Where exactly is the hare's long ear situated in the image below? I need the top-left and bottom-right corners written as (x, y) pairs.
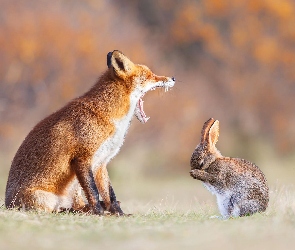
top-left (108, 50), bottom-right (135, 79)
top-left (201, 118), bottom-right (215, 143)
top-left (208, 120), bottom-right (219, 149)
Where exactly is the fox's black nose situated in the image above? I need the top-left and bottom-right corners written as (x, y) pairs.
top-left (172, 77), bottom-right (175, 81)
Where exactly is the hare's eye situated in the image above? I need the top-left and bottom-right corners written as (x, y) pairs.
top-left (199, 160), bottom-right (204, 168)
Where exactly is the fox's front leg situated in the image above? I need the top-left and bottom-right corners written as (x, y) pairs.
top-left (95, 165), bottom-right (124, 215)
top-left (71, 157), bottom-right (104, 215)
top-left (190, 169), bottom-right (217, 183)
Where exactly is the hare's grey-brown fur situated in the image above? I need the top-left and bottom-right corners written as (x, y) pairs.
top-left (190, 118), bottom-right (269, 218)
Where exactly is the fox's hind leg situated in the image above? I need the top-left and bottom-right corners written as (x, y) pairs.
top-left (19, 189), bottom-right (59, 212)
top-left (6, 187), bottom-right (76, 213)
top-left (69, 180), bottom-right (90, 213)
top-left (95, 164), bottom-right (123, 215)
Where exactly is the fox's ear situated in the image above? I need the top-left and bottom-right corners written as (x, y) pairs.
top-left (107, 52), bottom-right (113, 68)
top-left (201, 118), bottom-right (215, 144)
top-left (108, 50), bottom-right (135, 79)
top-left (208, 120), bottom-right (219, 148)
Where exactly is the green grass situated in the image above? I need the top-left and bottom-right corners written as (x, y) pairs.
top-left (0, 184), bottom-right (294, 250)
top-left (0, 145), bottom-right (295, 250)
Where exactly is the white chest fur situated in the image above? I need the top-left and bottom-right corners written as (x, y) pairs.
top-left (203, 183), bottom-right (233, 218)
top-left (91, 92), bottom-right (140, 173)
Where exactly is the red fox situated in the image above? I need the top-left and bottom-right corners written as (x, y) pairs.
top-left (5, 50), bottom-right (175, 215)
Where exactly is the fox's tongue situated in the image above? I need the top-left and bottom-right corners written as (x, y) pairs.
top-left (136, 97), bottom-right (150, 123)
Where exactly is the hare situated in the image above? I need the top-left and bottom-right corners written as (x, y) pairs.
top-left (190, 118), bottom-right (269, 218)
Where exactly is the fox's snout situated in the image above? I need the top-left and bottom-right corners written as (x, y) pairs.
top-left (161, 76), bottom-right (175, 89)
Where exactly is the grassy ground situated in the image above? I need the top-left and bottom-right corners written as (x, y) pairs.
top-left (0, 146), bottom-right (295, 250)
top-left (0, 179), bottom-right (294, 250)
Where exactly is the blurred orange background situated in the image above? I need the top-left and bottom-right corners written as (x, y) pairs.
top-left (0, 0), bottom-right (294, 193)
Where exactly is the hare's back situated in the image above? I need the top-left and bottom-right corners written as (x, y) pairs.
top-left (214, 157), bottom-right (267, 183)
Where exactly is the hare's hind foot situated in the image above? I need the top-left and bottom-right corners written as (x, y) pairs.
top-left (209, 215), bottom-right (226, 220)
top-left (237, 200), bottom-right (264, 217)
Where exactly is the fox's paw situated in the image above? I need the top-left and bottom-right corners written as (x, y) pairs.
top-left (90, 202), bottom-right (104, 215)
top-left (109, 201), bottom-right (125, 216)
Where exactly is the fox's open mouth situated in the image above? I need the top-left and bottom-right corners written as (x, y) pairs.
top-left (135, 98), bottom-right (149, 123)
top-left (135, 85), bottom-right (172, 123)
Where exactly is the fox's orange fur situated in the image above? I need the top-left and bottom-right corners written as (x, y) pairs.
top-left (5, 50), bottom-right (175, 215)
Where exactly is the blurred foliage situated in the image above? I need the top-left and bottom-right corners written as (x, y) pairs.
top-left (117, 0), bottom-right (295, 154)
top-left (0, 0), bottom-right (157, 150)
top-left (0, 0), bottom-right (294, 176)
